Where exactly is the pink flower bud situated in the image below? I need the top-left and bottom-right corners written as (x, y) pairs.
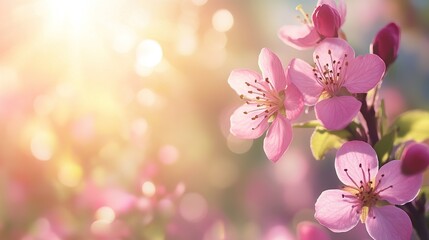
top-left (313, 4), bottom-right (341, 38)
top-left (370, 22), bottom-right (400, 69)
top-left (401, 142), bottom-right (429, 175)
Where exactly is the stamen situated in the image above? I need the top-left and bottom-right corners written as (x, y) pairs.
top-left (344, 169), bottom-right (360, 189)
top-left (295, 4), bottom-right (312, 25)
top-left (375, 185), bottom-right (393, 195)
top-left (359, 163), bottom-right (367, 185)
top-left (367, 168), bottom-right (371, 184)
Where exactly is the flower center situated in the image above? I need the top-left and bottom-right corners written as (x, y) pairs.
top-left (341, 163), bottom-right (393, 223)
top-left (313, 49), bottom-right (349, 97)
top-left (240, 77), bottom-right (285, 130)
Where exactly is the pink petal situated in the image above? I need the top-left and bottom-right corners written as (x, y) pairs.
top-left (366, 205), bottom-right (412, 240)
top-left (297, 221), bottom-right (330, 240)
top-left (337, 0), bottom-right (347, 25)
top-left (317, 0), bottom-right (346, 24)
top-left (313, 4), bottom-right (341, 38)
top-left (284, 82), bottom-right (304, 121)
top-left (263, 115), bottom-right (292, 162)
top-left (228, 69), bottom-right (262, 96)
top-left (230, 104), bottom-right (269, 139)
top-left (317, 0), bottom-right (337, 8)
top-left (288, 58), bottom-right (324, 105)
top-left (315, 96), bottom-right (361, 130)
top-left (335, 141), bottom-right (379, 187)
top-left (314, 189), bottom-right (360, 232)
top-left (258, 48), bottom-right (286, 91)
top-left (278, 24), bottom-right (321, 50)
top-left (375, 160), bottom-right (423, 205)
top-left (343, 54), bottom-right (385, 93)
top-left (313, 38), bottom-right (355, 70)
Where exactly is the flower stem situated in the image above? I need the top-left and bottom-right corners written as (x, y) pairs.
top-left (401, 194), bottom-right (429, 240)
top-left (358, 93), bottom-right (379, 146)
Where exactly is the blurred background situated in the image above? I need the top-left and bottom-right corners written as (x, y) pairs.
top-left (0, 0), bottom-right (428, 239)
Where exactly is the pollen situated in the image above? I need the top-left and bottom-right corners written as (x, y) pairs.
top-left (312, 49), bottom-right (349, 96)
top-left (295, 4), bottom-right (312, 25)
top-left (240, 78), bottom-right (286, 131)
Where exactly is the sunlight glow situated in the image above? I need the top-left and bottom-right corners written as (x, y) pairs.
top-left (212, 9), bottom-right (234, 32)
top-left (95, 207), bottom-right (116, 224)
top-left (58, 159), bottom-right (83, 187)
top-left (136, 40), bottom-right (163, 68)
top-left (142, 181), bottom-right (156, 197)
top-left (30, 129), bottom-right (56, 161)
top-left (46, 0), bottom-right (93, 31)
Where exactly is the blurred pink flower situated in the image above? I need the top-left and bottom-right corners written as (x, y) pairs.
top-left (297, 221), bottom-right (330, 240)
top-left (228, 48), bottom-right (303, 162)
top-left (263, 222), bottom-right (329, 240)
top-left (289, 38), bottom-right (385, 130)
top-left (401, 142), bottom-right (429, 175)
top-left (278, 0), bottom-right (346, 50)
top-left (76, 182), bottom-right (137, 214)
top-left (370, 22), bottom-right (400, 69)
top-left (315, 141), bottom-right (422, 240)
top-left (379, 86), bottom-right (407, 122)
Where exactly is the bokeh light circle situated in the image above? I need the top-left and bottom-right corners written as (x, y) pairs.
top-left (136, 39), bottom-right (163, 68)
top-left (212, 9), bottom-right (234, 32)
top-left (179, 192), bottom-right (208, 222)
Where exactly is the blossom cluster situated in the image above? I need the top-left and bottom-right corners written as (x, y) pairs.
top-left (228, 0), bottom-right (429, 239)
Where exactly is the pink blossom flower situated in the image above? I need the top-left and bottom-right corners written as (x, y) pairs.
top-left (401, 142), bottom-right (429, 175)
top-left (228, 48), bottom-right (304, 162)
top-left (370, 22), bottom-right (400, 69)
top-left (315, 141), bottom-right (423, 240)
top-left (278, 0), bottom-right (346, 50)
top-left (289, 38), bottom-right (385, 130)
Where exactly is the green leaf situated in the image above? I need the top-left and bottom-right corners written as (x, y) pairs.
top-left (292, 120), bottom-right (321, 128)
top-left (310, 127), bottom-right (352, 160)
top-left (374, 129), bottom-right (396, 163)
top-left (390, 110), bottom-right (429, 144)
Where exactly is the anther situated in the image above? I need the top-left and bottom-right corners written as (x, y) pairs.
top-left (316, 55), bottom-right (320, 59)
top-left (240, 94), bottom-right (244, 99)
top-left (328, 49), bottom-right (331, 54)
